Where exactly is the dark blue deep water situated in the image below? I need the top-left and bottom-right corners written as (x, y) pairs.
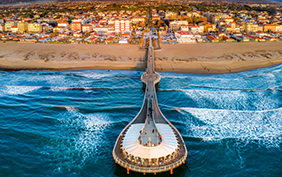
top-left (0, 66), bottom-right (281, 177)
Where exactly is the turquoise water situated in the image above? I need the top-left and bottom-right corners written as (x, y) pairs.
top-left (0, 66), bottom-right (281, 176)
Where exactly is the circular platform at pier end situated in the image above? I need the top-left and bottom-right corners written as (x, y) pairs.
top-left (141, 72), bottom-right (161, 84)
top-left (122, 123), bottom-right (178, 159)
top-left (113, 121), bottom-right (187, 174)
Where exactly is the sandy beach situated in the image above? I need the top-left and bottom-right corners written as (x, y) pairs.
top-left (0, 41), bottom-right (282, 74)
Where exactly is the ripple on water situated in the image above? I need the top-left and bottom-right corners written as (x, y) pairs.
top-left (0, 68), bottom-right (282, 176)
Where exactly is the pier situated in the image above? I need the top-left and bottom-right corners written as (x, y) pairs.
top-left (112, 36), bottom-right (187, 174)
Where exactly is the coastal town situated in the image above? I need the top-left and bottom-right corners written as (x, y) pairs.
top-left (0, 1), bottom-right (282, 44)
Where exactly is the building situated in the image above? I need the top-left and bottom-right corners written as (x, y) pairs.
top-left (222, 36), bottom-right (234, 42)
top-left (70, 22), bottom-right (82, 31)
top-left (28, 23), bottom-right (42, 33)
top-left (11, 26), bottom-right (18, 33)
top-left (152, 16), bottom-right (161, 21)
top-left (175, 31), bottom-right (195, 43)
top-left (170, 21), bottom-right (188, 31)
top-left (17, 20), bottom-right (28, 33)
top-left (263, 24), bottom-right (279, 32)
top-left (204, 13), bottom-right (230, 23)
top-left (42, 24), bottom-right (50, 32)
top-left (165, 12), bottom-right (177, 20)
top-left (114, 19), bottom-right (132, 32)
top-left (245, 34), bottom-right (259, 41)
top-left (244, 22), bottom-right (258, 33)
top-left (58, 22), bottom-right (69, 28)
top-left (180, 25), bottom-right (189, 31)
top-left (224, 18), bottom-right (234, 25)
top-left (0, 24), bottom-right (4, 32)
top-left (190, 25), bottom-right (204, 34)
top-left (132, 17), bottom-right (145, 24)
top-left (82, 24), bottom-right (93, 33)
top-left (206, 35), bottom-right (219, 42)
top-left (53, 26), bottom-right (65, 33)
top-left (4, 21), bottom-right (16, 32)
top-left (73, 32), bottom-right (82, 37)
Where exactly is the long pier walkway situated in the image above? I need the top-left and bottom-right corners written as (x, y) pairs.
top-left (112, 36), bottom-right (187, 175)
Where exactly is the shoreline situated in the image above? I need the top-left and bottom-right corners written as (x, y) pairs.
top-left (0, 42), bottom-right (282, 74)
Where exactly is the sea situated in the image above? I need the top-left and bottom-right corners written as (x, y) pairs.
top-left (0, 65), bottom-right (281, 177)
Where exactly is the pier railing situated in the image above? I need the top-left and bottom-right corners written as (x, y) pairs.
top-left (113, 149), bottom-right (187, 173)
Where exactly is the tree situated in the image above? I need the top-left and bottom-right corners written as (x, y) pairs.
top-left (165, 25), bottom-right (168, 34)
top-left (146, 37), bottom-right (150, 48)
top-left (158, 31), bottom-right (161, 45)
top-left (140, 31), bottom-right (145, 48)
top-left (232, 17), bottom-right (239, 21)
top-left (152, 37), bottom-right (156, 49)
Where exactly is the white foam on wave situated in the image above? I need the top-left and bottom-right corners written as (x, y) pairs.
top-left (46, 75), bottom-right (66, 85)
top-left (269, 68), bottom-right (282, 74)
top-left (50, 86), bottom-right (69, 91)
top-left (48, 77), bottom-right (92, 93)
top-left (180, 107), bottom-right (282, 147)
top-left (64, 106), bottom-right (111, 159)
top-left (46, 106), bottom-right (111, 172)
top-left (1, 86), bottom-right (41, 95)
top-left (78, 73), bottom-right (112, 80)
top-left (183, 89), bottom-right (279, 111)
top-left (161, 75), bottom-right (190, 79)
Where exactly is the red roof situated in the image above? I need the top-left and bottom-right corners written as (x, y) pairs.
top-left (39, 36), bottom-right (49, 40)
top-left (222, 36), bottom-right (233, 41)
top-left (55, 26), bottom-right (65, 29)
top-left (106, 37), bottom-right (114, 41)
top-left (88, 37), bottom-right (96, 41)
top-left (245, 34), bottom-right (258, 40)
top-left (206, 35), bottom-right (218, 41)
top-left (177, 31), bottom-right (191, 35)
top-left (264, 24), bottom-right (278, 26)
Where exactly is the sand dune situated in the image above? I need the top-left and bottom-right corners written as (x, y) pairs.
top-left (0, 41), bottom-right (282, 74)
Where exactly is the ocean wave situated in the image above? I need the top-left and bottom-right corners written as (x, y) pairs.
top-left (77, 73), bottom-right (113, 80)
top-left (0, 85), bottom-right (127, 94)
top-left (0, 86), bottom-right (42, 95)
top-left (179, 107), bottom-right (282, 147)
top-left (44, 106), bottom-right (112, 171)
top-left (161, 87), bottom-right (280, 93)
top-left (47, 85), bottom-right (133, 91)
top-left (180, 107), bottom-right (282, 114)
top-left (183, 89), bottom-right (279, 111)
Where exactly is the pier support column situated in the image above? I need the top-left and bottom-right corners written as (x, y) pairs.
top-left (143, 172), bottom-right (146, 175)
top-left (127, 167), bottom-right (129, 174)
top-left (154, 172), bottom-right (156, 175)
top-left (170, 168), bottom-right (173, 175)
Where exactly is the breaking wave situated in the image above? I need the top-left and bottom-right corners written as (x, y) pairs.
top-left (77, 73), bottom-right (113, 80)
top-left (45, 106), bottom-right (111, 172)
top-left (183, 89), bottom-right (280, 111)
top-left (0, 85), bottom-right (41, 95)
top-left (179, 107), bottom-right (282, 148)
